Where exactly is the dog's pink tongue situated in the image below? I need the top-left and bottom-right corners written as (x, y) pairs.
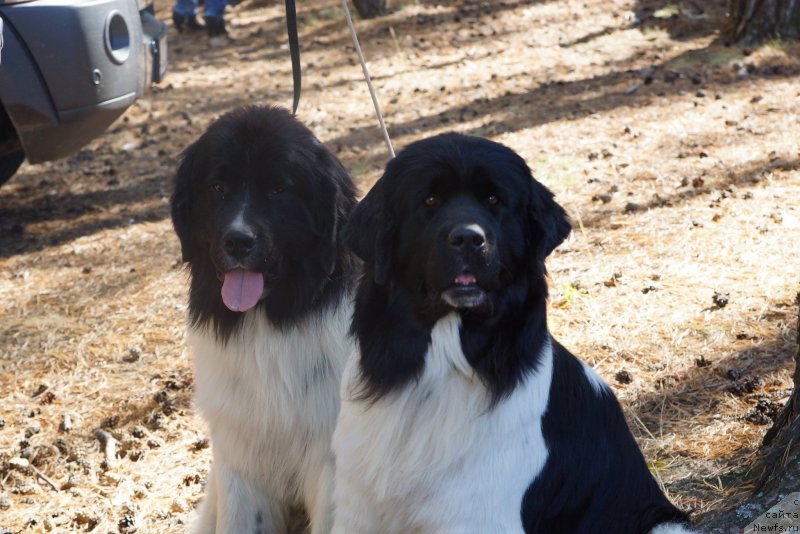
top-left (221, 269), bottom-right (264, 312)
top-left (455, 273), bottom-right (477, 285)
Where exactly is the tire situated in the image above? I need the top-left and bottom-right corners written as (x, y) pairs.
top-left (0, 102), bottom-right (25, 187)
top-left (0, 147), bottom-right (25, 187)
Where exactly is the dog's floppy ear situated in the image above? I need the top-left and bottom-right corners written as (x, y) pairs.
top-left (308, 145), bottom-right (357, 276)
top-left (528, 177), bottom-right (571, 259)
top-left (170, 143), bottom-right (199, 262)
top-left (344, 177), bottom-right (395, 285)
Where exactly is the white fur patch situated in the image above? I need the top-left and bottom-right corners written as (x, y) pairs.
top-left (332, 313), bottom-right (553, 533)
top-left (650, 522), bottom-right (697, 534)
top-left (229, 204), bottom-right (250, 232)
top-left (188, 300), bottom-right (353, 533)
top-left (581, 359), bottom-right (610, 395)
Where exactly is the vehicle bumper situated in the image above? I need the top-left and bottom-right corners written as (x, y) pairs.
top-left (17, 92), bottom-right (137, 162)
top-left (0, 0), bottom-right (167, 163)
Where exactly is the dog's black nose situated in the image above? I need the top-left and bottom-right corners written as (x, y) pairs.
top-left (224, 229), bottom-right (256, 259)
top-left (448, 224), bottom-right (486, 251)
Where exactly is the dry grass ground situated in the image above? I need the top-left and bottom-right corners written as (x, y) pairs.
top-left (1, 0), bottom-right (799, 531)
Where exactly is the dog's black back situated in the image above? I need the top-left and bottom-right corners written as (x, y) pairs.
top-left (523, 341), bottom-right (688, 531)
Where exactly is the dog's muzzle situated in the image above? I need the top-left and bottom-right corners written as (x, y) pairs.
top-left (439, 223), bottom-right (491, 310)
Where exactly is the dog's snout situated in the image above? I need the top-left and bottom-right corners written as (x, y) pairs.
top-left (224, 229), bottom-right (256, 260)
top-left (448, 224), bottom-right (486, 252)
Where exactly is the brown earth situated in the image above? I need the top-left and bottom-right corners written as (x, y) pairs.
top-left (1, 0), bottom-right (799, 531)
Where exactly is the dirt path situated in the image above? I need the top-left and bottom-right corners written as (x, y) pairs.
top-left (1, 0), bottom-right (799, 531)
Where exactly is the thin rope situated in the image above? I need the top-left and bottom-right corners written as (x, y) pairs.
top-left (342, 0), bottom-right (396, 159)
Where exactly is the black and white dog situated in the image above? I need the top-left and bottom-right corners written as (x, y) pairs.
top-left (170, 106), bottom-right (357, 533)
top-left (331, 133), bottom-right (694, 533)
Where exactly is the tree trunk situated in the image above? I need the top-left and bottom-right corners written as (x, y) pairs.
top-left (756, 293), bottom-right (800, 487)
top-left (701, 294), bottom-right (800, 532)
top-left (351, 0), bottom-right (388, 19)
top-left (728, 0), bottom-right (800, 44)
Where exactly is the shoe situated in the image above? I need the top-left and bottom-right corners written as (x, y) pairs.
top-left (172, 11), bottom-right (205, 32)
top-left (206, 16), bottom-right (232, 46)
top-left (205, 16), bottom-right (227, 37)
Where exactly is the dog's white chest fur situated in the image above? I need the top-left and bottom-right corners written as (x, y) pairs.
top-left (188, 302), bottom-right (353, 532)
top-left (332, 313), bottom-right (553, 533)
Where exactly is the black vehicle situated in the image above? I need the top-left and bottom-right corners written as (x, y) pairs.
top-left (0, 0), bottom-right (167, 186)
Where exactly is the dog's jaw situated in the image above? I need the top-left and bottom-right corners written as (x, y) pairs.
top-left (441, 285), bottom-right (488, 310)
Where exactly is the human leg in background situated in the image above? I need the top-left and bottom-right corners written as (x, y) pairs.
top-left (205, 0), bottom-right (230, 45)
top-left (173, 0), bottom-right (205, 32)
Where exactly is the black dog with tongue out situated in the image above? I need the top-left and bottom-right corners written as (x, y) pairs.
top-left (170, 105), bottom-right (358, 534)
top-left (171, 106), bottom-right (357, 337)
top-left (330, 133), bottom-right (693, 534)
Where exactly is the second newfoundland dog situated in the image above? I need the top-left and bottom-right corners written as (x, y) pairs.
top-left (171, 106), bottom-right (357, 533)
top-left (331, 133), bottom-right (694, 534)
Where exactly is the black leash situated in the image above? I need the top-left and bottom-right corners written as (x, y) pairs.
top-left (284, 0), bottom-right (301, 115)
top-left (281, 0), bottom-right (393, 158)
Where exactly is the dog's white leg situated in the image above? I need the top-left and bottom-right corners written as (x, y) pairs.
top-left (213, 462), bottom-right (286, 534)
top-left (330, 510), bottom-right (380, 534)
top-left (190, 466), bottom-right (218, 534)
top-left (650, 523), bottom-right (697, 534)
top-left (330, 480), bottom-right (381, 534)
top-left (304, 456), bottom-right (333, 534)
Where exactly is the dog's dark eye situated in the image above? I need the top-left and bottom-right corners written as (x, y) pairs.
top-left (210, 183), bottom-right (225, 195)
top-left (271, 186), bottom-right (286, 196)
top-left (487, 194), bottom-right (500, 206)
top-left (424, 196), bottom-right (439, 207)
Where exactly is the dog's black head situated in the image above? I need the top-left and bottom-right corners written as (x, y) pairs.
top-left (347, 132), bottom-right (570, 321)
top-left (346, 133), bottom-right (570, 401)
top-left (171, 106), bottom-right (357, 337)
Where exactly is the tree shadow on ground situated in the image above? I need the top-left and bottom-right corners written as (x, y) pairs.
top-left (632, 0), bottom-right (723, 40)
top-left (557, 0), bottom-right (720, 48)
top-left (3, 36), bottom-right (791, 259)
top-left (580, 155), bottom-right (800, 229)
top-left (0, 0), bottom-right (786, 260)
top-left (298, 0), bottom-right (556, 52)
top-left (226, 0), bottom-right (721, 69)
top-left (0, 163), bottom-right (170, 259)
top-left (319, 39), bottom-right (796, 174)
top-left (619, 298), bottom-right (798, 527)
top-left (206, 0), bottom-right (554, 72)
